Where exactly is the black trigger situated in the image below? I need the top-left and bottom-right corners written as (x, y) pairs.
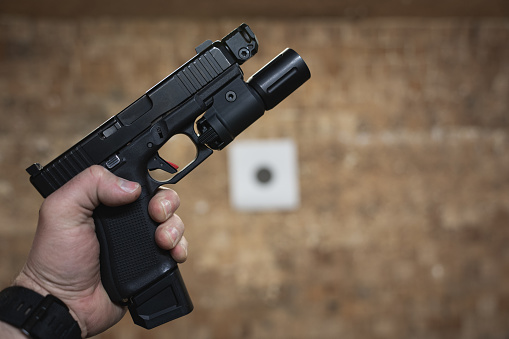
top-left (148, 153), bottom-right (179, 174)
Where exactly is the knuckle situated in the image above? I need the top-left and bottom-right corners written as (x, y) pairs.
top-left (87, 165), bottom-right (107, 181)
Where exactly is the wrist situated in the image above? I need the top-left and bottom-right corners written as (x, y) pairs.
top-left (0, 285), bottom-right (82, 339)
top-left (7, 270), bottom-right (85, 338)
top-left (13, 269), bottom-right (50, 299)
top-left (0, 320), bottom-right (27, 338)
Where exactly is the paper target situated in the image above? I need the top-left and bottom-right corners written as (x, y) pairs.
top-left (227, 139), bottom-right (300, 211)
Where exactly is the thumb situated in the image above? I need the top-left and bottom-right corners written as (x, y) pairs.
top-left (44, 165), bottom-right (141, 216)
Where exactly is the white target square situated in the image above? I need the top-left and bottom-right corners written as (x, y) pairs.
top-left (228, 139), bottom-right (300, 211)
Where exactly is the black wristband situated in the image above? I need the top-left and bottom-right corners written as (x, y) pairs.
top-left (0, 286), bottom-right (81, 339)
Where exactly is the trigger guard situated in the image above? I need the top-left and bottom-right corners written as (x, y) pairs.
top-left (148, 125), bottom-right (214, 186)
top-left (166, 144), bottom-right (213, 185)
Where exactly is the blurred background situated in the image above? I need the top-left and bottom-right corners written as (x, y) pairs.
top-left (1, 0), bottom-right (509, 338)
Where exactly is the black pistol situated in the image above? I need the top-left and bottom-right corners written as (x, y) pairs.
top-left (26, 24), bottom-right (310, 329)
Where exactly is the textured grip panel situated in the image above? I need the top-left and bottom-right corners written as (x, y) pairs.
top-left (94, 195), bottom-right (176, 302)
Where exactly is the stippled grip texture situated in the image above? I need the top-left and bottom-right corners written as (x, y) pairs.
top-left (93, 193), bottom-right (177, 303)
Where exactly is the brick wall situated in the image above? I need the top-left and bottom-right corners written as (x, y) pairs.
top-left (1, 17), bottom-right (508, 339)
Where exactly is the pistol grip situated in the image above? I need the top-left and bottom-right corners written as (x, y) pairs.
top-left (93, 194), bottom-right (193, 328)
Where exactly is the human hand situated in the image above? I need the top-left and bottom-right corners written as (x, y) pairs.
top-left (10, 165), bottom-right (188, 337)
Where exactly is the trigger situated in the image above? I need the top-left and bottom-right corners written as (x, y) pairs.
top-left (148, 153), bottom-right (179, 174)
